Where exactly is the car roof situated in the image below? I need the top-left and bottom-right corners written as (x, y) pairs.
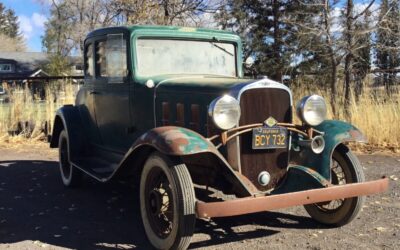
top-left (86, 25), bottom-right (238, 40)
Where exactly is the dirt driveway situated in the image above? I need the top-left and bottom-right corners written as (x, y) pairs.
top-left (0, 143), bottom-right (399, 250)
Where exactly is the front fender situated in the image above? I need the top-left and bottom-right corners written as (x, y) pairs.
top-left (132, 126), bottom-right (214, 156)
top-left (49, 105), bottom-right (86, 161)
top-left (114, 126), bottom-right (253, 197)
top-left (291, 120), bottom-right (367, 180)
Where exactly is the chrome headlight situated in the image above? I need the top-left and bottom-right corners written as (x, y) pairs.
top-left (296, 95), bottom-right (327, 126)
top-left (208, 95), bottom-right (241, 130)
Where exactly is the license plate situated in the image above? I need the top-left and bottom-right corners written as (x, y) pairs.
top-left (252, 127), bottom-right (288, 149)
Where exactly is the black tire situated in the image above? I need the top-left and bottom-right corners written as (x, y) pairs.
top-left (140, 152), bottom-right (196, 250)
top-left (304, 145), bottom-right (365, 226)
top-left (58, 130), bottom-right (82, 187)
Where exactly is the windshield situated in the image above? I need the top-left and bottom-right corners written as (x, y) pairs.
top-left (136, 38), bottom-right (236, 77)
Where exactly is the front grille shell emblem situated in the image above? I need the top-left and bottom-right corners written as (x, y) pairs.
top-left (264, 116), bottom-right (278, 127)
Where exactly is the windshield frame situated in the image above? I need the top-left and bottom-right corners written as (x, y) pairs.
top-left (132, 34), bottom-right (241, 81)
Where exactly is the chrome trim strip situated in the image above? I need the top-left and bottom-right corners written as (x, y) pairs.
top-left (237, 78), bottom-right (293, 105)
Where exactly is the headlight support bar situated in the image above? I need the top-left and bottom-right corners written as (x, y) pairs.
top-left (208, 122), bottom-right (319, 149)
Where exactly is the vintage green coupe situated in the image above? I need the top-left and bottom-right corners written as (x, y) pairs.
top-left (49, 25), bottom-right (388, 250)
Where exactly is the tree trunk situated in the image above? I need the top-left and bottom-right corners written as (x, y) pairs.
top-left (344, 0), bottom-right (354, 119)
top-left (272, 0), bottom-right (282, 81)
top-left (330, 61), bottom-right (337, 117)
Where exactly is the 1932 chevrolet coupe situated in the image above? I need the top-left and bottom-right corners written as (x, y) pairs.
top-left (49, 26), bottom-right (388, 249)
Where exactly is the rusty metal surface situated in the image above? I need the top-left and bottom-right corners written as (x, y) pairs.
top-left (120, 126), bottom-right (254, 196)
top-left (196, 177), bottom-right (389, 218)
top-left (132, 126), bottom-right (213, 155)
top-left (292, 120), bottom-right (369, 180)
top-left (238, 88), bottom-right (292, 191)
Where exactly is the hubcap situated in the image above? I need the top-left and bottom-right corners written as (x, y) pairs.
top-left (316, 158), bottom-right (347, 211)
top-left (145, 167), bottom-right (174, 239)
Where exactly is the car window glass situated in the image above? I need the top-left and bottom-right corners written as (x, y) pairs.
top-left (136, 39), bottom-right (236, 77)
top-left (85, 43), bottom-right (94, 77)
top-left (106, 34), bottom-right (127, 83)
top-left (96, 41), bottom-right (107, 77)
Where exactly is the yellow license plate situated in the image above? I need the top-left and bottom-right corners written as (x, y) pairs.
top-left (252, 127), bottom-right (288, 149)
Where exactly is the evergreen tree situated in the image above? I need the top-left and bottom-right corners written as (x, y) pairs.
top-left (0, 3), bottom-right (21, 38)
top-left (376, 0), bottom-right (400, 91)
top-left (353, 9), bottom-right (372, 101)
top-left (0, 3), bottom-right (25, 51)
top-left (217, 0), bottom-right (301, 81)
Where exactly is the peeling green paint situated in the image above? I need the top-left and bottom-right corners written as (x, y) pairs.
top-left (134, 126), bottom-right (213, 155)
top-left (271, 165), bottom-right (328, 195)
top-left (291, 120), bottom-right (366, 180)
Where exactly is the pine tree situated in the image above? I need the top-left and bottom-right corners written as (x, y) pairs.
top-left (0, 3), bottom-right (25, 51)
top-left (0, 3), bottom-right (21, 38)
top-left (217, 0), bottom-right (301, 81)
top-left (376, 0), bottom-right (400, 92)
top-left (353, 9), bottom-right (372, 101)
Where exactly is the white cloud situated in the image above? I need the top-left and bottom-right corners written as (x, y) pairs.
top-left (18, 12), bottom-right (47, 40)
top-left (18, 15), bottom-right (33, 39)
top-left (32, 13), bottom-right (47, 28)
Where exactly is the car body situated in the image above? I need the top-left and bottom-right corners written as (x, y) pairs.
top-left (50, 25), bottom-right (388, 250)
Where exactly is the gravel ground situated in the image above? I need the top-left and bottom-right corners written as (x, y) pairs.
top-left (0, 143), bottom-right (399, 250)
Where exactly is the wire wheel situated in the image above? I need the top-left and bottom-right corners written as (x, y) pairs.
top-left (304, 145), bottom-right (365, 226)
top-left (144, 166), bottom-right (175, 239)
top-left (140, 152), bottom-right (195, 250)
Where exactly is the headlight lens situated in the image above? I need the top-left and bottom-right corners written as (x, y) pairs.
top-left (296, 95), bottom-right (327, 126)
top-left (208, 95), bottom-right (241, 130)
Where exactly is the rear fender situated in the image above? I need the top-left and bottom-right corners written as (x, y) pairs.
top-left (49, 105), bottom-right (86, 161)
top-left (291, 120), bottom-right (367, 180)
top-left (114, 126), bottom-right (253, 197)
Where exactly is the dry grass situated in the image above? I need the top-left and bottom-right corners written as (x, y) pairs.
top-left (291, 79), bottom-right (400, 152)
top-left (0, 79), bottom-right (399, 152)
top-left (0, 80), bottom-right (77, 145)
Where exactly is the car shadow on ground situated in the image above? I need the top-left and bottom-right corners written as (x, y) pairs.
top-left (0, 160), bottom-right (325, 249)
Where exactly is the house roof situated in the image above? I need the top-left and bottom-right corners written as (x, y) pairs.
top-left (0, 52), bottom-right (82, 66)
top-left (0, 52), bottom-right (82, 78)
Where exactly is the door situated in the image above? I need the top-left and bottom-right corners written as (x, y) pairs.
top-left (92, 33), bottom-right (132, 153)
top-left (77, 41), bottom-right (102, 145)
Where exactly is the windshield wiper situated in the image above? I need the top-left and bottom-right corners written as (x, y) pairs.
top-left (209, 42), bottom-right (234, 56)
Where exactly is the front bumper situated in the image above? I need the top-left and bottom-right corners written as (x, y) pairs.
top-left (196, 177), bottom-right (388, 218)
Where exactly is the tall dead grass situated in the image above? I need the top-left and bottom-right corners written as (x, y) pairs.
top-left (0, 79), bottom-right (398, 152)
top-left (291, 79), bottom-right (400, 152)
top-left (0, 80), bottom-right (77, 144)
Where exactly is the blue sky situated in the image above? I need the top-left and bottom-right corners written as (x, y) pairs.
top-left (1, 0), bottom-right (380, 52)
top-left (2, 0), bottom-right (49, 52)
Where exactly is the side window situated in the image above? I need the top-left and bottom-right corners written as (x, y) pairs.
top-left (106, 34), bottom-right (127, 82)
top-left (96, 40), bottom-right (107, 77)
top-left (85, 43), bottom-right (94, 77)
top-left (94, 34), bottom-right (127, 83)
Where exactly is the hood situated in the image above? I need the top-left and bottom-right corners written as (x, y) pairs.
top-left (153, 75), bottom-right (291, 101)
top-left (154, 75), bottom-right (253, 97)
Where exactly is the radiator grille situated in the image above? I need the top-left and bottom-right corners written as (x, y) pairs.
top-left (238, 88), bottom-right (292, 190)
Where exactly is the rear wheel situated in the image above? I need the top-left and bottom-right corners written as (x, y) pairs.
top-left (140, 152), bottom-right (196, 250)
top-left (58, 130), bottom-right (82, 187)
top-left (304, 145), bottom-right (365, 226)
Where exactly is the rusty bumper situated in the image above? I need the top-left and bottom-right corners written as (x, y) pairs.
top-left (196, 177), bottom-right (389, 218)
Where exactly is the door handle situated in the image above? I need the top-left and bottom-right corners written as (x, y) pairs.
top-left (89, 91), bottom-right (100, 95)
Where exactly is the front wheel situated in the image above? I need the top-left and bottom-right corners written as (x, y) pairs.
top-left (140, 152), bottom-right (196, 250)
top-left (304, 145), bottom-right (365, 226)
